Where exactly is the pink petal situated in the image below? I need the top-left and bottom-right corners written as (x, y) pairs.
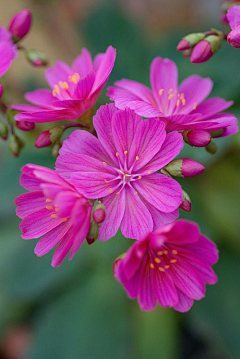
top-left (98, 190), bottom-right (126, 241)
top-left (114, 79), bottom-right (155, 103)
top-left (150, 57), bottom-right (178, 112)
top-left (15, 109), bottom-right (79, 123)
top-left (15, 191), bottom-right (46, 219)
top-left (120, 186), bottom-right (153, 239)
top-left (53, 190), bottom-right (79, 218)
top-left (20, 208), bottom-right (62, 239)
top-left (51, 227), bottom-right (75, 267)
top-left (152, 268), bottom-right (179, 307)
top-left (186, 235), bottom-right (219, 266)
top-left (184, 113), bottom-right (237, 131)
top-left (139, 131), bottom-right (183, 174)
top-left (227, 5), bottom-right (240, 29)
top-left (143, 200), bottom-right (179, 229)
top-left (116, 259), bottom-right (141, 299)
top-left (220, 121), bottom-right (239, 137)
top-left (173, 290), bottom-right (194, 312)
top-left (138, 256), bottom-right (157, 311)
top-left (190, 97), bottom-right (233, 120)
top-left (121, 240), bottom-right (149, 280)
top-left (20, 174), bottom-right (42, 191)
top-left (163, 220), bottom-right (200, 244)
top-left (0, 41), bottom-right (14, 77)
top-left (34, 221), bottom-right (72, 256)
top-left (177, 75), bottom-right (213, 114)
top-left (45, 60), bottom-right (72, 88)
top-left (24, 89), bottom-right (55, 108)
top-left (133, 173), bottom-right (182, 213)
top-left (163, 113), bottom-right (202, 132)
top-left (12, 104), bottom-right (44, 112)
top-left (71, 48), bottom-right (93, 78)
top-left (73, 71), bottom-right (95, 99)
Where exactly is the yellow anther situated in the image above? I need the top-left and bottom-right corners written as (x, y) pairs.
top-left (181, 98), bottom-right (186, 106)
top-left (159, 89), bottom-right (164, 96)
top-left (59, 81), bottom-right (64, 88)
top-left (193, 102), bottom-right (197, 110)
top-left (68, 75), bottom-right (72, 81)
top-left (154, 257), bottom-right (161, 264)
top-left (46, 205), bottom-right (54, 210)
top-left (104, 180), bottom-right (108, 183)
top-left (163, 250), bottom-right (168, 255)
top-left (134, 191), bottom-right (138, 195)
top-left (170, 259), bottom-right (177, 263)
top-left (61, 218), bottom-right (68, 222)
top-left (46, 198), bottom-right (53, 203)
top-left (150, 263), bottom-right (155, 269)
top-left (157, 251), bottom-right (163, 256)
top-left (109, 188), bottom-right (113, 193)
top-left (159, 267), bottom-right (165, 272)
top-left (138, 176), bottom-right (142, 180)
top-left (172, 249), bottom-right (178, 255)
top-left (173, 90), bottom-right (178, 95)
top-left (147, 170), bottom-right (151, 174)
top-left (52, 90), bottom-right (56, 97)
top-left (51, 214), bottom-right (58, 219)
top-left (54, 85), bottom-right (60, 95)
top-left (124, 150), bottom-right (128, 155)
top-left (168, 88), bottom-right (173, 94)
top-left (164, 265), bottom-right (170, 269)
top-left (136, 155), bottom-right (139, 160)
top-left (168, 94), bottom-right (174, 100)
top-left (176, 99), bottom-right (180, 107)
top-left (63, 82), bottom-right (69, 89)
top-left (116, 152), bottom-right (119, 157)
top-left (102, 162), bottom-right (107, 166)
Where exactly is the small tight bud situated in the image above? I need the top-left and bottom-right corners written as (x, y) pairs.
top-left (206, 141), bottom-right (218, 154)
top-left (0, 121), bottom-right (8, 140)
top-left (35, 126), bottom-right (63, 148)
top-left (113, 253), bottom-right (126, 275)
top-left (92, 202), bottom-right (106, 224)
top-left (177, 33), bottom-right (205, 51)
top-left (8, 9), bottom-right (32, 40)
top-left (180, 190), bottom-right (192, 212)
top-left (227, 25), bottom-right (240, 48)
top-left (165, 159), bottom-right (205, 178)
top-left (190, 35), bottom-right (222, 63)
top-left (9, 134), bottom-right (24, 157)
top-left (52, 142), bottom-right (62, 158)
top-left (86, 221), bottom-right (99, 245)
top-left (183, 129), bottom-right (211, 147)
top-left (25, 49), bottom-right (48, 67)
top-left (0, 83), bottom-right (4, 98)
top-left (16, 121), bottom-right (35, 131)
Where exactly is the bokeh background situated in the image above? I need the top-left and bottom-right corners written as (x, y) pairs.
top-left (0, 0), bottom-right (240, 358)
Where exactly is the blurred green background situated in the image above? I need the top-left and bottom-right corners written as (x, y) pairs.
top-left (0, 0), bottom-right (240, 358)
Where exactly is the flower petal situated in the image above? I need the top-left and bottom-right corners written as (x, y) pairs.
top-left (45, 60), bottom-right (72, 88)
top-left (190, 97), bottom-right (233, 120)
top-left (51, 227), bottom-right (75, 267)
top-left (24, 89), bottom-right (55, 108)
top-left (138, 256), bottom-right (157, 311)
top-left (71, 48), bottom-right (93, 78)
top-left (152, 268), bottom-right (179, 307)
top-left (0, 41), bottom-right (14, 77)
top-left (15, 191), bottom-right (46, 219)
top-left (186, 235), bottom-right (219, 266)
top-left (173, 290), bottom-right (194, 312)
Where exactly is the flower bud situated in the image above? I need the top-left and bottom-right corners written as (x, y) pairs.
top-left (190, 35), bottom-right (222, 63)
top-left (180, 190), bottom-right (192, 212)
top-left (86, 221), bottom-right (99, 245)
top-left (35, 126), bottom-right (64, 148)
top-left (182, 49), bottom-right (193, 58)
top-left (8, 134), bottom-right (24, 157)
top-left (16, 121), bottom-right (35, 131)
top-left (227, 25), bottom-right (240, 48)
top-left (25, 49), bottom-right (48, 67)
top-left (92, 202), bottom-right (106, 224)
top-left (206, 141), bottom-right (218, 154)
top-left (0, 83), bottom-right (4, 98)
top-left (0, 121), bottom-right (8, 140)
top-left (52, 142), bottom-right (62, 158)
top-left (165, 159), bottom-right (205, 178)
top-left (8, 9), bottom-right (32, 40)
top-left (183, 129), bottom-right (211, 147)
top-left (177, 33), bottom-right (205, 51)
top-left (113, 253), bottom-right (126, 275)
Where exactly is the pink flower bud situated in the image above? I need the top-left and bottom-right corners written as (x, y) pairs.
top-left (180, 190), bottom-right (191, 212)
top-left (16, 121), bottom-right (35, 131)
top-left (177, 39), bottom-right (190, 51)
top-left (206, 141), bottom-right (218, 154)
top-left (190, 40), bottom-right (213, 63)
top-left (177, 33), bottom-right (205, 51)
top-left (0, 83), bottom-right (4, 98)
top-left (35, 126), bottom-right (63, 148)
top-left (92, 203), bottom-right (106, 224)
top-left (165, 159), bottom-right (205, 178)
top-left (183, 129), bottom-right (211, 147)
top-left (8, 9), bottom-right (32, 40)
top-left (86, 221), bottom-right (99, 244)
top-left (227, 26), bottom-right (240, 48)
top-left (25, 49), bottom-right (48, 67)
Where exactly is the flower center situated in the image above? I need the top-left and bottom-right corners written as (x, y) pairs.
top-left (158, 88), bottom-right (197, 113)
top-left (149, 246), bottom-right (179, 272)
top-left (52, 72), bottom-right (80, 99)
top-left (45, 198), bottom-right (68, 222)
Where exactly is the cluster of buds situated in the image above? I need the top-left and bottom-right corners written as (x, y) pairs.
top-left (86, 202), bottom-right (106, 245)
top-left (177, 30), bottom-right (226, 63)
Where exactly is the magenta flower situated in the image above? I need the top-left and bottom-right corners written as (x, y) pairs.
top-left (12, 46), bottom-right (116, 124)
top-left (227, 6), bottom-right (240, 48)
top-left (114, 220), bottom-right (219, 312)
top-left (56, 104), bottom-right (183, 241)
top-left (15, 164), bottom-right (92, 266)
top-left (0, 26), bottom-right (17, 77)
top-left (108, 57), bottom-right (238, 138)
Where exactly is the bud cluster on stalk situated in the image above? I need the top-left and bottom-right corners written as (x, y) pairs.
top-left (86, 202), bottom-right (106, 245)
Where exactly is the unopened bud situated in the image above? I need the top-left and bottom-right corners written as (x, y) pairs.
top-left (25, 49), bottom-right (48, 67)
top-left (180, 190), bottom-right (192, 212)
top-left (227, 25), bottom-right (240, 48)
top-left (8, 134), bottom-right (24, 157)
top-left (0, 121), bottom-right (8, 140)
top-left (177, 33), bottom-right (205, 51)
top-left (210, 129), bottom-right (224, 138)
top-left (51, 141), bottom-right (62, 158)
top-left (8, 9), bottom-right (32, 41)
top-left (206, 141), bottom-right (218, 154)
top-left (16, 121), bottom-right (35, 131)
top-left (113, 253), bottom-right (126, 275)
top-left (0, 83), bottom-right (4, 98)
top-left (86, 221), bottom-right (99, 245)
top-left (183, 129), bottom-right (211, 147)
top-left (183, 49), bottom-right (193, 58)
top-left (190, 35), bottom-right (222, 63)
top-left (35, 126), bottom-right (63, 148)
top-left (165, 159), bottom-right (205, 178)
top-left (92, 202), bottom-right (106, 224)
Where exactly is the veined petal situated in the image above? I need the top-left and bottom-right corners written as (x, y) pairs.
top-left (72, 48), bottom-right (93, 78)
top-left (186, 235), bottom-right (219, 265)
top-left (173, 290), bottom-right (194, 312)
top-left (15, 191), bottom-right (46, 219)
top-left (24, 89), bottom-right (55, 108)
top-left (138, 256), bottom-right (157, 311)
top-left (45, 60), bottom-right (72, 88)
top-left (161, 220), bottom-right (200, 244)
top-left (143, 199), bottom-right (179, 229)
top-left (190, 97), bottom-right (233, 120)
top-left (15, 109), bottom-right (79, 123)
top-left (73, 71), bottom-right (95, 99)
top-left (0, 41), bottom-right (14, 77)
top-left (51, 227), bottom-right (75, 267)
top-left (114, 79), bottom-right (156, 103)
top-left (152, 268), bottom-right (179, 307)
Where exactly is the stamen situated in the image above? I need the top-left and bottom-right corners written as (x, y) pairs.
top-left (176, 99), bottom-right (180, 107)
top-left (102, 162), bottom-right (107, 166)
top-left (168, 88), bottom-right (173, 94)
top-left (181, 98), bottom-right (186, 106)
top-left (164, 265), bottom-right (170, 269)
top-left (63, 82), bottom-right (69, 90)
top-left (116, 152), bottom-right (119, 157)
top-left (134, 191), bottom-right (138, 195)
top-left (46, 198), bottom-right (53, 203)
top-left (157, 251), bottom-right (163, 256)
top-left (147, 170), bottom-right (151, 174)
top-left (170, 259), bottom-right (177, 263)
top-left (193, 102), bottom-right (197, 110)
top-left (159, 267), bottom-right (165, 272)
top-left (138, 176), bottom-right (142, 180)
top-left (168, 94), bottom-right (174, 100)
top-left (150, 263), bottom-right (155, 269)
top-left (46, 205), bottom-right (54, 210)
top-left (163, 250), bottom-right (168, 255)
top-left (109, 188), bottom-right (113, 193)
top-left (69, 73), bottom-right (80, 84)
top-left (124, 150), bottom-right (128, 155)
top-left (154, 257), bottom-right (161, 264)
top-left (54, 85), bottom-right (60, 95)
top-left (61, 218), bottom-right (68, 222)
top-left (159, 89), bottom-right (164, 96)
top-left (136, 155), bottom-right (139, 160)
top-left (51, 214), bottom-right (58, 219)
top-left (104, 180), bottom-right (108, 183)
top-left (172, 249), bottom-right (178, 255)
top-left (52, 90), bottom-right (56, 97)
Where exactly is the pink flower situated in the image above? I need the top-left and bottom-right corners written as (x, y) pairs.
top-left (227, 6), bottom-right (240, 48)
top-left (114, 220), bottom-right (219, 312)
top-left (108, 57), bottom-right (238, 138)
top-left (12, 46), bottom-right (116, 124)
top-left (56, 104), bottom-right (183, 241)
top-left (15, 164), bottom-right (92, 266)
top-left (0, 26), bottom-right (17, 77)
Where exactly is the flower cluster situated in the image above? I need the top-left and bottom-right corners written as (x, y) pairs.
top-left (1, 9), bottom-right (236, 313)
